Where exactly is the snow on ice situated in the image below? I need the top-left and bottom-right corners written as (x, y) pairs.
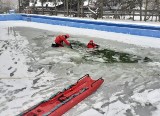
top-left (0, 20), bottom-right (160, 116)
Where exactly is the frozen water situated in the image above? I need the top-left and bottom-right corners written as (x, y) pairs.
top-left (0, 21), bottom-right (160, 116)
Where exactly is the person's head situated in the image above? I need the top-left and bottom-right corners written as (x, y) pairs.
top-left (89, 40), bottom-right (93, 43)
top-left (64, 34), bottom-right (70, 39)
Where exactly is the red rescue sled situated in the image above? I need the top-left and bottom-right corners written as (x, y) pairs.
top-left (21, 74), bottom-right (104, 116)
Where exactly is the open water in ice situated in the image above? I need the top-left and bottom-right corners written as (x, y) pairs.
top-left (0, 25), bottom-right (160, 116)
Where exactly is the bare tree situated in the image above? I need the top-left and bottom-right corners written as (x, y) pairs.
top-left (77, 0), bottom-right (80, 17)
top-left (16, 0), bottom-right (160, 22)
top-left (53, 0), bottom-right (57, 15)
top-left (0, 0), bottom-right (12, 13)
top-left (31, 0), bottom-right (38, 14)
top-left (39, 0), bottom-right (47, 15)
top-left (18, 0), bottom-right (30, 13)
top-left (157, 0), bottom-right (160, 21)
top-left (87, 0), bottom-right (100, 19)
top-left (144, 0), bottom-right (148, 21)
top-left (66, 0), bottom-right (69, 16)
top-left (80, 0), bottom-right (84, 17)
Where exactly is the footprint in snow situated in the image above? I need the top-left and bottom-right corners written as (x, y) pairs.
top-left (10, 68), bottom-right (17, 77)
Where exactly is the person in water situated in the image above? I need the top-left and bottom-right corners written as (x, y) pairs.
top-left (52, 34), bottom-right (72, 49)
top-left (87, 40), bottom-right (99, 48)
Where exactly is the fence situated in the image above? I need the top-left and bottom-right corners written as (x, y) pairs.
top-left (28, 8), bottom-right (160, 22)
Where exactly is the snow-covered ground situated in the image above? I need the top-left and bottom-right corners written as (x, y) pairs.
top-left (0, 21), bottom-right (160, 116)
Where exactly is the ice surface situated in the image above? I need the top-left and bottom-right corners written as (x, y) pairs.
top-left (78, 109), bottom-right (103, 116)
top-left (0, 21), bottom-right (160, 116)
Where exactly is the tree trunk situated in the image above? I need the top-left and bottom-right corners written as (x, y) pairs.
top-left (133, 9), bottom-right (135, 21)
top-left (139, 0), bottom-right (142, 21)
top-left (64, 0), bottom-right (66, 16)
top-left (144, 0), bottom-right (148, 21)
top-left (41, 0), bottom-right (44, 15)
top-left (81, 0), bottom-right (83, 17)
top-left (157, 0), bottom-right (160, 22)
top-left (100, 0), bottom-right (103, 18)
top-left (32, 0), bottom-right (37, 14)
top-left (18, 0), bottom-right (21, 13)
top-left (77, 0), bottom-right (80, 17)
top-left (54, 0), bottom-right (57, 15)
top-left (69, 0), bottom-right (72, 16)
top-left (66, 0), bottom-right (69, 16)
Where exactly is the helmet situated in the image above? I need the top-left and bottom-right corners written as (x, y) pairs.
top-left (65, 34), bottom-right (70, 38)
top-left (90, 40), bottom-right (93, 42)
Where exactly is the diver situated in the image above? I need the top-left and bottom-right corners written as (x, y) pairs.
top-left (87, 40), bottom-right (99, 48)
top-left (52, 34), bottom-right (72, 49)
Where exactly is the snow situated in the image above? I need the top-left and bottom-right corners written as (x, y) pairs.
top-left (1, 21), bottom-right (160, 49)
top-left (104, 100), bottom-right (132, 116)
top-left (79, 109), bottom-right (103, 116)
top-left (23, 13), bottom-right (160, 27)
top-left (29, 0), bottom-right (63, 7)
top-left (0, 20), bottom-right (160, 116)
top-left (131, 89), bottom-right (160, 116)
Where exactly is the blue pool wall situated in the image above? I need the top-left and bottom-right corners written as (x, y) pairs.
top-left (0, 14), bottom-right (160, 38)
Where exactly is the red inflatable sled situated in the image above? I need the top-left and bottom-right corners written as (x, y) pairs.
top-left (21, 74), bottom-right (104, 116)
